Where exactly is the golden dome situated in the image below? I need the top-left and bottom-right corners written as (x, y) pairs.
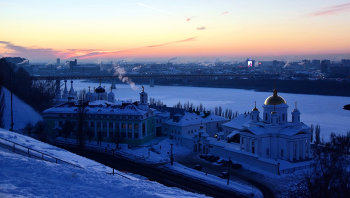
top-left (264, 87), bottom-right (287, 105)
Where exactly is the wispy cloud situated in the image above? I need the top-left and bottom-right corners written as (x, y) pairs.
top-left (185, 16), bottom-right (195, 22)
top-left (196, 26), bottom-right (206, 30)
top-left (0, 41), bottom-right (63, 60)
top-left (1, 37), bottom-right (198, 60)
top-left (73, 37), bottom-right (198, 59)
top-left (221, 12), bottom-right (229, 15)
top-left (308, 2), bottom-right (350, 17)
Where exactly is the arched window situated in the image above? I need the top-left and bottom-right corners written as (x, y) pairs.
top-left (281, 149), bottom-right (283, 157)
top-left (265, 113), bottom-right (267, 120)
top-left (292, 116), bottom-right (294, 122)
top-left (257, 115), bottom-right (258, 120)
top-left (282, 114), bottom-right (285, 121)
top-left (298, 116), bottom-right (300, 121)
top-left (266, 148), bottom-right (269, 156)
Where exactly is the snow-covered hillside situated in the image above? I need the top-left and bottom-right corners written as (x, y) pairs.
top-left (0, 129), bottom-right (207, 198)
top-left (2, 87), bottom-right (42, 131)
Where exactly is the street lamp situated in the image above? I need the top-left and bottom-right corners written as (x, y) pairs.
top-left (170, 143), bottom-right (174, 165)
top-left (227, 157), bottom-right (232, 185)
top-left (111, 148), bottom-right (116, 175)
top-left (9, 67), bottom-right (14, 131)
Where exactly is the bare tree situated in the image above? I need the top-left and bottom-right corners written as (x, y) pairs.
top-left (86, 127), bottom-right (94, 143)
top-left (310, 124), bottom-right (314, 143)
top-left (315, 124), bottom-right (321, 144)
top-left (24, 122), bottom-right (34, 137)
top-left (113, 130), bottom-right (123, 149)
top-left (76, 94), bottom-right (87, 155)
top-left (62, 121), bottom-right (73, 140)
top-left (199, 103), bottom-right (203, 112)
top-left (35, 120), bottom-right (48, 142)
top-left (0, 84), bottom-right (4, 128)
top-left (218, 106), bottom-right (222, 116)
top-left (97, 132), bottom-right (102, 145)
top-left (284, 132), bottom-right (350, 198)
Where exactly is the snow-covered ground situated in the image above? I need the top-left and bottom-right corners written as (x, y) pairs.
top-left (0, 129), bottom-right (208, 198)
top-left (54, 136), bottom-right (266, 197)
top-left (163, 163), bottom-right (263, 198)
top-left (1, 87), bottom-right (42, 131)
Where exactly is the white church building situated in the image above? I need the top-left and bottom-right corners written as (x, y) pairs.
top-left (232, 87), bottom-right (312, 161)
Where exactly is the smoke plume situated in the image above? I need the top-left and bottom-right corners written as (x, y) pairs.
top-left (112, 63), bottom-right (139, 90)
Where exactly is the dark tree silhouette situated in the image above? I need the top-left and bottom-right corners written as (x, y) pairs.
top-left (34, 120), bottom-right (48, 142)
top-left (24, 122), bottom-right (34, 137)
top-left (0, 84), bottom-right (5, 128)
top-left (62, 121), bottom-right (73, 140)
top-left (86, 127), bottom-right (94, 143)
top-left (284, 132), bottom-right (350, 198)
top-left (76, 95), bottom-right (87, 155)
top-left (113, 130), bottom-right (123, 149)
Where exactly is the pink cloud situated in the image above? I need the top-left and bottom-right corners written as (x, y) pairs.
top-left (221, 12), bottom-right (229, 15)
top-left (1, 37), bottom-right (198, 60)
top-left (196, 26), bottom-right (206, 30)
top-left (309, 2), bottom-right (350, 16)
top-left (185, 16), bottom-right (195, 22)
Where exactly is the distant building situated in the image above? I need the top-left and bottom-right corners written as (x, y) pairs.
top-left (272, 60), bottom-right (279, 68)
top-left (311, 59), bottom-right (320, 65)
top-left (341, 59), bottom-right (350, 67)
top-left (246, 58), bottom-right (255, 67)
top-left (329, 65), bottom-right (350, 78)
top-left (321, 60), bottom-right (330, 73)
top-left (57, 58), bottom-right (60, 66)
top-left (69, 59), bottom-right (77, 67)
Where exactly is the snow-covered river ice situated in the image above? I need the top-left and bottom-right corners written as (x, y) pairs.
top-left (72, 80), bottom-right (350, 142)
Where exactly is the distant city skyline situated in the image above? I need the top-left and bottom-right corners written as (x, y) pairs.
top-left (1, 0), bottom-right (350, 62)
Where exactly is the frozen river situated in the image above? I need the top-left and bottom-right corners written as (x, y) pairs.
top-left (71, 80), bottom-right (350, 142)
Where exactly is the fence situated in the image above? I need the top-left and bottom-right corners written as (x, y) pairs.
top-left (0, 136), bottom-right (83, 169)
top-left (280, 163), bottom-right (315, 174)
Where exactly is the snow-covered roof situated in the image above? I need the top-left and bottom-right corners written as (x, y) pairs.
top-left (222, 114), bottom-right (250, 130)
top-left (202, 114), bottom-right (230, 122)
top-left (165, 112), bottom-right (205, 127)
top-left (43, 101), bottom-right (150, 116)
top-left (227, 130), bottom-right (239, 138)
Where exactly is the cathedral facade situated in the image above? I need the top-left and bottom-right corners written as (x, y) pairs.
top-left (239, 87), bottom-right (312, 161)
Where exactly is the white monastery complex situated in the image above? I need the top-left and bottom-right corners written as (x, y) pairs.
top-left (43, 81), bottom-right (311, 174)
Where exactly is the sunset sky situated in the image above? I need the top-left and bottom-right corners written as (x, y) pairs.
top-left (1, 0), bottom-right (350, 62)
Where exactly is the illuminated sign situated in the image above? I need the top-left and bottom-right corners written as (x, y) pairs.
top-left (248, 61), bottom-right (253, 67)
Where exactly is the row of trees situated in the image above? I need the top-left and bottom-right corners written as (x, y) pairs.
top-left (310, 124), bottom-right (322, 144)
top-left (0, 58), bottom-right (56, 113)
top-left (23, 120), bottom-right (48, 142)
top-left (150, 98), bottom-right (243, 120)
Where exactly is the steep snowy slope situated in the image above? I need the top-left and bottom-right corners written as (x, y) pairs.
top-left (0, 129), bottom-right (207, 198)
top-left (2, 87), bottom-right (42, 131)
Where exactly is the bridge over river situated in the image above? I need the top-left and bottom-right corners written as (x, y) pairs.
top-left (32, 73), bottom-right (279, 88)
